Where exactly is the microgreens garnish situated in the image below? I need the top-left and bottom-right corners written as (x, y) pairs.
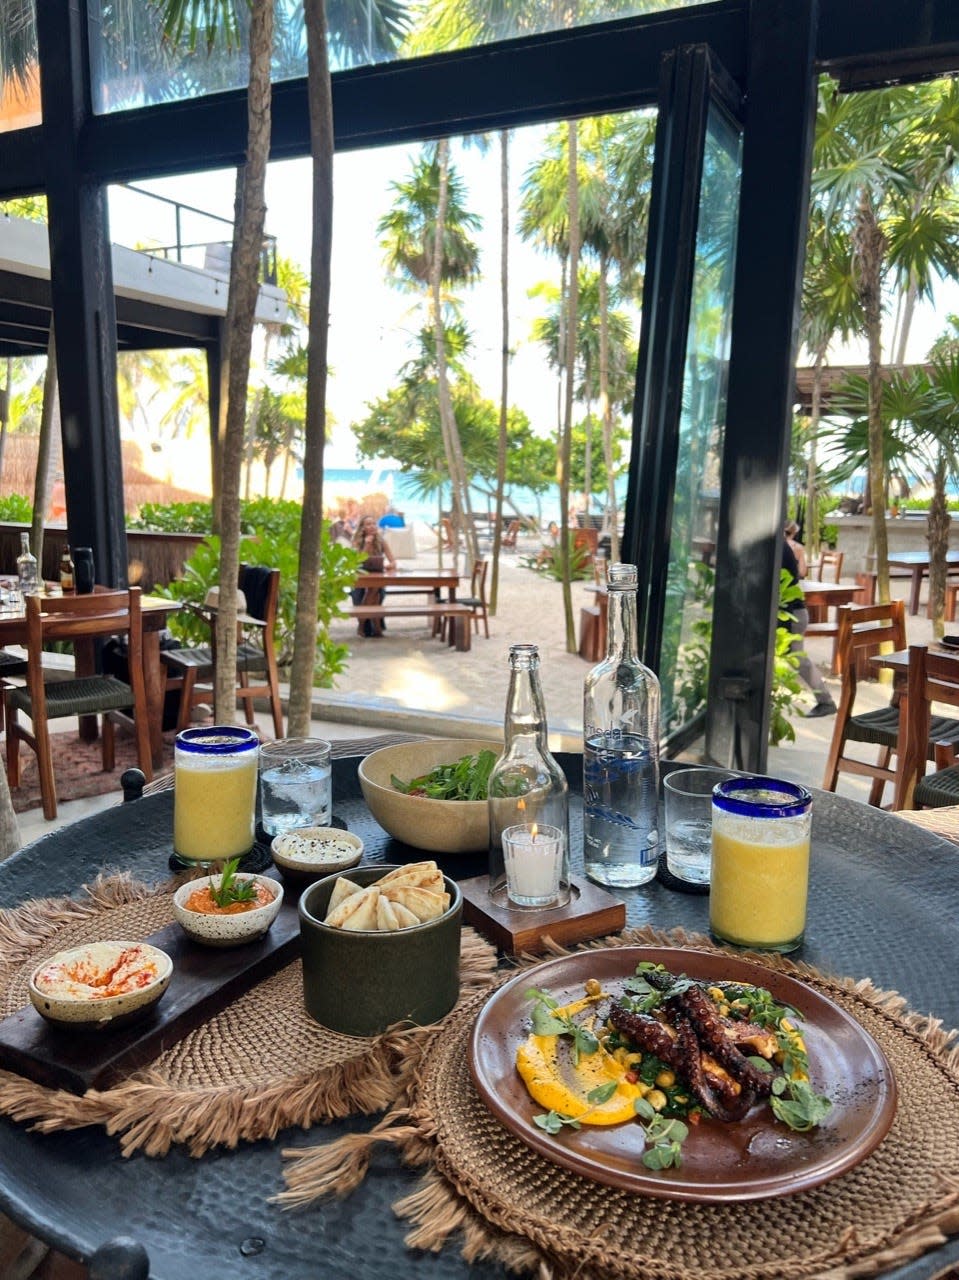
top-left (525, 987), bottom-right (599, 1063)
top-left (533, 1083), bottom-right (618, 1134)
top-left (209, 858), bottom-right (257, 908)
top-left (634, 1098), bottom-right (689, 1169)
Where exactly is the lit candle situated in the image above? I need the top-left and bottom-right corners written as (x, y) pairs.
top-left (502, 822), bottom-right (564, 908)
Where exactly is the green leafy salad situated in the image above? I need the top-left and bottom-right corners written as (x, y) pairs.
top-left (391, 749), bottom-right (497, 801)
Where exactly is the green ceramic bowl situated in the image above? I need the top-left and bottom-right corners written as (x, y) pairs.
top-left (298, 864), bottom-right (463, 1037)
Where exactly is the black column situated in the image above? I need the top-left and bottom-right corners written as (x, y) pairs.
top-left (35, 0), bottom-right (127, 588)
top-left (704, 0), bottom-right (818, 770)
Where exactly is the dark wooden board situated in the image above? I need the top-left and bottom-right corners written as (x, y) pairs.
top-left (460, 874), bottom-right (625, 954)
top-left (0, 872), bottom-right (301, 1095)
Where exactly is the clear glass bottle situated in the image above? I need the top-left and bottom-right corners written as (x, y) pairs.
top-left (583, 562), bottom-right (660, 887)
top-left (16, 532), bottom-right (39, 596)
top-left (488, 644), bottom-right (570, 908)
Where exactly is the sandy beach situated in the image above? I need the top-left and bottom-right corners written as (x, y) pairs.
top-left (316, 524), bottom-right (932, 804)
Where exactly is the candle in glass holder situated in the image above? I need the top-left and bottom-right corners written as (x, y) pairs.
top-left (502, 822), bottom-right (564, 908)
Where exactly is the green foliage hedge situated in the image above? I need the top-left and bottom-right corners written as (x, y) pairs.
top-left (142, 499), bottom-right (362, 687)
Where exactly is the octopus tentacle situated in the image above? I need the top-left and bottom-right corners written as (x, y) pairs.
top-left (666, 985), bottom-right (774, 1099)
top-left (608, 1001), bottom-right (750, 1118)
top-left (675, 1015), bottom-right (757, 1122)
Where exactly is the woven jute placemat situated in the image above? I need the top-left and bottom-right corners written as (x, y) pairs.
top-left (0, 874), bottom-right (498, 1157)
top-left (280, 927), bottom-right (959, 1280)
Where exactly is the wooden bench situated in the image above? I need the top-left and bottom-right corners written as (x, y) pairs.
top-left (345, 602), bottom-right (473, 651)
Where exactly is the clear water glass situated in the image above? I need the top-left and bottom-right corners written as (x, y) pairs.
top-left (663, 767), bottom-right (739, 885)
top-left (259, 738), bottom-right (333, 836)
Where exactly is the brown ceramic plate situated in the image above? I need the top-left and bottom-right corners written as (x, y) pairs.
top-left (468, 946), bottom-right (898, 1202)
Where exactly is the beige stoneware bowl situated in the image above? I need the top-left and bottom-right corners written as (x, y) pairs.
top-left (173, 872), bottom-right (283, 947)
top-left (28, 940), bottom-right (173, 1030)
top-left (271, 827), bottom-right (364, 887)
top-left (357, 738), bottom-right (499, 854)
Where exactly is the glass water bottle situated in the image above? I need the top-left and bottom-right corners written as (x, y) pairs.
top-left (488, 644), bottom-right (570, 907)
top-left (16, 532), bottom-right (39, 596)
top-left (583, 562), bottom-right (660, 887)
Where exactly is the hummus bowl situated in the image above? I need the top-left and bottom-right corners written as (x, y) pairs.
top-left (29, 940), bottom-right (173, 1030)
top-left (271, 827), bottom-right (364, 888)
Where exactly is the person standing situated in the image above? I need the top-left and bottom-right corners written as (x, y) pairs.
top-left (782, 534), bottom-right (837, 717)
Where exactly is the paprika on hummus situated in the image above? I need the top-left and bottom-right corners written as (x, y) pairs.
top-left (33, 942), bottom-right (165, 1001)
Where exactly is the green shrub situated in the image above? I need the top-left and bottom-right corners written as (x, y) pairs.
top-left (520, 533), bottom-right (592, 581)
top-left (128, 502), bottom-right (214, 533)
top-left (150, 499), bottom-right (362, 688)
top-left (0, 495), bottom-right (33, 522)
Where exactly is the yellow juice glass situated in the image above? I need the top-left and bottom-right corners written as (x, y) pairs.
top-left (173, 727), bottom-right (259, 867)
top-left (709, 778), bottom-right (811, 952)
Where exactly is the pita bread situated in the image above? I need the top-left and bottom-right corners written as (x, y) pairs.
top-left (326, 876), bottom-right (362, 914)
top-left (378, 861), bottom-right (439, 885)
top-left (375, 894), bottom-right (401, 931)
top-left (389, 900), bottom-right (421, 928)
top-left (374, 867), bottom-right (445, 893)
top-left (325, 885), bottom-right (379, 930)
top-left (381, 885), bottom-right (449, 923)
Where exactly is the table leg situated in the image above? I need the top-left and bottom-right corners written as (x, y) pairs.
top-left (142, 631), bottom-right (165, 768)
top-left (909, 570), bottom-right (922, 616)
top-left (73, 638), bottom-right (98, 743)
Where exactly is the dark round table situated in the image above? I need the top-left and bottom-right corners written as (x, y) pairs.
top-left (0, 752), bottom-right (956, 1280)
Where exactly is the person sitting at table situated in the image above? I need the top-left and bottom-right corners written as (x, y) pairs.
top-left (782, 535), bottom-right (837, 718)
top-left (351, 514), bottom-right (396, 637)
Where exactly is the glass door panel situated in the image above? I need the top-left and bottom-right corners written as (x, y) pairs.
top-left (661, 107), bottom-right (741, 736)
top-left (624, 44), bottom-right (743, 750)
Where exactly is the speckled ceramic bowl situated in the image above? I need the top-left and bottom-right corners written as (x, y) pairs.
top-left (173, 873), bottom-right (283, 947)
top-left (270, 827), bottom-right (364, 888)
top-left (28, 940), bottom-right (173, 1030)
top-left (357, 738), bottom-right (498, 854)
top-left (299, 864), bottom-right (462, 1037)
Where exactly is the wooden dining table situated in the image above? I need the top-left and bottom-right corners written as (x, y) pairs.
top-left (353, 566), bottom-right (462, 601)
top-left (799, 579), bottom-right (861, 611)
top-left (0, 747), bottom-right (957, 1278)
top-left (887, 549), bottom-right (959, 615)
top-left (0, 588), bottom-right (179, 768)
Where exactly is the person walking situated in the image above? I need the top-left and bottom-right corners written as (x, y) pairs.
top-left (782, 532), bottom-right (837, 718)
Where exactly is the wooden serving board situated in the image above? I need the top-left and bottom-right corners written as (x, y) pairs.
top-left (0, 874), bottom-right (301, 1095)
top-left (460, 874), bottom-right (625, 954)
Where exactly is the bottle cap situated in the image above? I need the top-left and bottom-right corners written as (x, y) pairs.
top-left (607, 562), bottom-right (638, 590)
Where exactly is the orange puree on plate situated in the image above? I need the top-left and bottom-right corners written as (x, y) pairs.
top-left (184, 883), bottom-right (275, 916)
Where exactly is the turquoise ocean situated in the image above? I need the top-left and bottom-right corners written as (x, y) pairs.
top-left (323, 466), bottom-right (628, 529)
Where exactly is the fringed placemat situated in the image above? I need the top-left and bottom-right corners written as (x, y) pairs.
top-left (280, 926), bottom-right (959, 1280)
top-left (0, 874), bottom-right (498, 1158)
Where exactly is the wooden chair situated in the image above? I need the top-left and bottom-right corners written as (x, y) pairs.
top-left (501, 519), bottom-right (521, 551)
top-left (806, 549), bottom-right (845, 624)
top-left (3, 588), bottom-right (152, 820)
top-left (899, 645), bottom-right (959, 809)
top-left (162, 565), bottom-right (284, 738)
top-left (814, 549), bottom-right (844, 582)
top-left (821, 600), bottom-right (909, 807)
top-left (458, 559), bottom-right (490, 637)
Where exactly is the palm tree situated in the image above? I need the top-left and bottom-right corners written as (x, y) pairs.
top-left (378, 148), bottom-right (483, 569)
top-left (797, 208), bottom-right (861, 556)
top-left (812, 78), bottom-right (959, 602)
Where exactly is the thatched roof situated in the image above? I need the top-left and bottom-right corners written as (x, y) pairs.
top-left (0, 434), bottom-right (208, 519)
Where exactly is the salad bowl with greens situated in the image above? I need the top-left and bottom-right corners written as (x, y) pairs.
top-left (358, 738), bottom-right (500, 853)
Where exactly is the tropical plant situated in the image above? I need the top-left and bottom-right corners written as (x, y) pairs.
top-left (154, 499), bottom-right (361, 685)
top-left (377, 145), bottom-right (483, 568)
top-left (812, 78), bottom-right (959, 601)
